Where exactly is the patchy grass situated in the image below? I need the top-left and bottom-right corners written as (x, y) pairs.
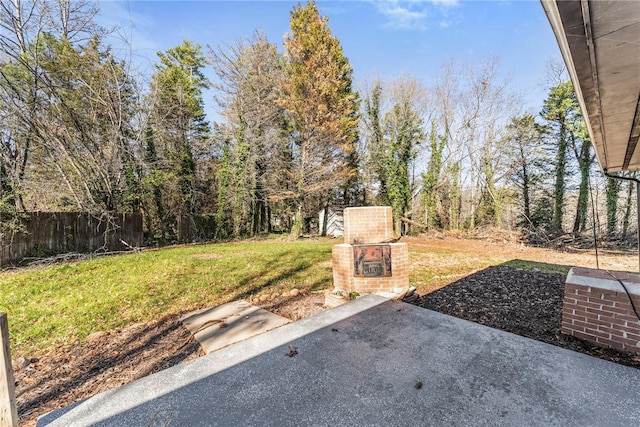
top-left (503, 259), bottom-right (571, 276)
top-left (0, 239), bottom-right (334, 357)
top-left (409, 245), bottom-right (500, 292)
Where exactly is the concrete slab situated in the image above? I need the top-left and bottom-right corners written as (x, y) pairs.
top-left (181, 300), bottom-right (290, 354)
top-left (39, 295), bottom-right (640, 426)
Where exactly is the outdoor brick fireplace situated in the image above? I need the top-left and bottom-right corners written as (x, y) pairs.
top-left (332, 206), bottom-right (409, 295)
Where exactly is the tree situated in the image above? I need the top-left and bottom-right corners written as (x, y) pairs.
top-left (606, 176), bottom-right (621, 236)
top-left (420, 58), bottom-right (516, 230)
top-left (1, 32), bottom-right (138, 213)
top-left (568, 118), bottom-right (593, 234)
top-left (459, 58), bottom-right (516, 229)
top-left (0, 0), bottom-right (104, 213)
top-left (421, 120), bottom-right (447, 230)
top-left (146, 39), bottom-right (210, 241)
top-left (280, 0), bottom-right (359, 235)
top-left (505, 114), bottom-right (549, 227)
top-left (541, 81), bottom-right (579, 231)
top-left (382, 77), bottom-right (426, 232)
top-left (209, 31), bottom-right (285, 237)
top-left (361, 80), bottom-right (386, 205)
top-left (621, 173), bottom-right (636, 239)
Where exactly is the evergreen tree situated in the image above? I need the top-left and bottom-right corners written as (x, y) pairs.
top-left (147, 40), bottom-right (210, 241)
top-left (280, 1), bottom-right (359, 235)
top-left (541, 81), bottom-right (580, 232)
top-left (505, 114), bottom-right (549, 227)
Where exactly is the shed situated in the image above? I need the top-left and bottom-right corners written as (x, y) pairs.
top-left (319, 206), bottom-right (344, 237)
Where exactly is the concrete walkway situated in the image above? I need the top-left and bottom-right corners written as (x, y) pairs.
top-left (39, 295), bottom-right (640, 426)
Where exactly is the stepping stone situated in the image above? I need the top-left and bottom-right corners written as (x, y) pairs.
top-left (181, 300), bottom-right (290, 354)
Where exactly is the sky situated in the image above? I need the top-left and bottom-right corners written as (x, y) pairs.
top-left (97, 0), bottom-right (564, 120)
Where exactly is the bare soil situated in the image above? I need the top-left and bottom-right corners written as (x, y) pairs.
top-left (13, 238), bottom-right (640, 426)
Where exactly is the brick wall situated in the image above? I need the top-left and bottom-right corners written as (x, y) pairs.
top-left (562, 267), bottom-right (640, 354)
top-left (343, 207), bottom-right (393, 244)
top-left (332, 242), bottom-right (409, 294)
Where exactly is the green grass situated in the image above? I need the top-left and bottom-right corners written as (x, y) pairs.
top-left (0, 237), bottom-right (578, 359)
top-left (0, 239), bottom-right (334, 357)
top-left (503, 259), bottom-right (571, 276)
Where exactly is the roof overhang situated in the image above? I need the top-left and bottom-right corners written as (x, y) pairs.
top-left (541, 0), bottom-right (640, 172)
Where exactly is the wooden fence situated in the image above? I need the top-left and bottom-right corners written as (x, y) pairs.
top-left (0, 212), bottom-right (143, 267)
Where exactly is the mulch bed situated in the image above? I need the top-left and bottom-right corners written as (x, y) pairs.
top-left (410, 265), bottom-right (640, 369)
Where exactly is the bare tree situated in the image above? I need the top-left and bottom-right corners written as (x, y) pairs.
top-left (423, 57), bottom-right (517, 229)
top-left (209, 31), bottom-right (285, 237)
top-left (0, 0), bottom-right (112, 213)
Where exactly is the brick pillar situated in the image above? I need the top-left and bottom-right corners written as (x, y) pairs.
top-left (563, 267), bottom-right (640, 353)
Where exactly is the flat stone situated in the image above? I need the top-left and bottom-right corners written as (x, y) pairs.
top-left (324, 290), bottom-right (347, 307)
top-left (180, 300), bottom-right (290, 354)
top-left (12, 357), bottom-right (29, 372)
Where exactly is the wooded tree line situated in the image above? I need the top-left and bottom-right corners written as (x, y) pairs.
top-left (0, 0), bottom-right (635, 244)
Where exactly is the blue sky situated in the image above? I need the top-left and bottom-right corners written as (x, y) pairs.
top-left (98, 0), bottom-right (563, 119)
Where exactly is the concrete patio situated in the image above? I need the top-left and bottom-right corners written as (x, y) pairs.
top-left (38, 295), bottom-right (640, 426)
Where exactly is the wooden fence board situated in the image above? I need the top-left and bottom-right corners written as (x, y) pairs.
top-left (0, 212), bottom-right (143, 267)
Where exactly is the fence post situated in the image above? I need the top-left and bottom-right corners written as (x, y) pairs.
top-left (0, 314), bottom-right (18, 427)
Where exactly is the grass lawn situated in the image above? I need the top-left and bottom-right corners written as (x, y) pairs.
top-left (1, 236), bottom-right (587, 359)
top-left (0, 239), bottom-right (334, 357)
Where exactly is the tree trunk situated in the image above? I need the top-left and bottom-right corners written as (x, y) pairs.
top-left (622, 176), bottom-right (635, 238)
top-left (606, 177), bottom-right (621, 236)
top-left (291, 203), bottom-right (303, 237)
top-left (321, 203), bottom-right (329, 237)
top-left (572, 142), bottom-right (592, 235)
top-left (554, 124), bottom-right (567, 231)
top-left (519, 145), bottom-right (531, 222)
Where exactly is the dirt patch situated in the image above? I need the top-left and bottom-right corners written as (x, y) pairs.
top-left (250, 290), bottom-right (327, 320)
top-left (410, 265), bottom-right (640, 369)
top-left (15, 314), bottom-right (204, 426)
